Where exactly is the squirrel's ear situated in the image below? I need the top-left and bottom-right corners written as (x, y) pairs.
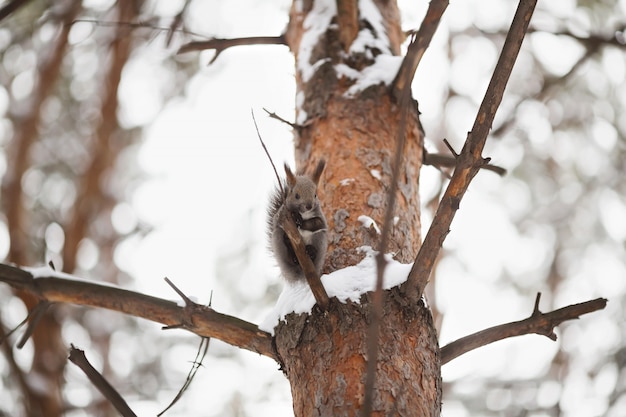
top-left (285, 163), bottom-right (296, 187)
top-left (311, 159), bottom-right (326, 185)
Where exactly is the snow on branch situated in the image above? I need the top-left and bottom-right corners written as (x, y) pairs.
top-left (440, 293), bottom-right (608, 365)
top-left (0, 263), bottom-right (276, 361)
top-left (403, 0), bottom-right (538, 302)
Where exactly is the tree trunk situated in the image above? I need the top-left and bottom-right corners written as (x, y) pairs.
top-left (276, 1), bottom-right (441, 415)
top-left (276, 289), bottom-right (440, 416)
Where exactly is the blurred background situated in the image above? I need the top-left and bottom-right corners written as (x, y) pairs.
top-left (0, 0), bottom-right (624, 416)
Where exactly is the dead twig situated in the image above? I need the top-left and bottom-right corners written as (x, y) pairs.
top-left (178, 35), bottom-right (287, 64)
top-left (391, 0), bottom-right (448, 101)
top-left (423, 149), bottom-right (507, 176)
top-left (158, 336), bottom-right (210, 416)
top-left (281, 215), bottom-right (331, 310)
top-left (403, 0), bottom-right (538, 302)
top-left (166, 0), bottom-right (192, 47)
top-left (69, 344), bottom-right (138, 417)
top-left (363, 27), bottom-right (417, 417)
top-left (263, 107), bottom-right (301, 130)
top-left (440, 294), bottom-right (608, 364)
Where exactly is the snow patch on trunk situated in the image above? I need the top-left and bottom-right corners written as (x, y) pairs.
top-left (259, 247), bottom-right (412, 334)
top-left (342, 55), bottom-right (403, 97)
top-left (298, 0), bottom-right (336, 83)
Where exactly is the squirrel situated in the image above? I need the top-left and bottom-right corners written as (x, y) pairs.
top-left (267, 159), bottom-right (328, 283)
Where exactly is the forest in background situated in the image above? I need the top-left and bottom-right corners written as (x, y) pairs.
top-left (0, 0), bottom-right (624, 416)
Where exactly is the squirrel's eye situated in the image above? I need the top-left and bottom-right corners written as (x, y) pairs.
top-left (295, 193), bottom-right (300, 200)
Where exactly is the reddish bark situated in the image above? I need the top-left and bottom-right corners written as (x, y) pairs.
top-left (276, 289), bottom-right (441, 416)
top-left (278, 1), bottom-right (440, 415)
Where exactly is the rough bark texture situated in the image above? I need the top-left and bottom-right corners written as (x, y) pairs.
top-left (299, 92), bottom-right (423, 270)
top-left (277, 1), bottom-right (441, 415)
top-left (287, 1), bottom-right (423, 271)
top-left (276, 288), bottom-right (441, 416)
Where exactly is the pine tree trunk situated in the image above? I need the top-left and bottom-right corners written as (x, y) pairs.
top-left (276, 289), bottom-right (440, 416)
top-left (277, 1), bottom-right (442, 415)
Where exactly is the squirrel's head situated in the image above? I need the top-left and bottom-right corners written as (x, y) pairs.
top-left (284, 159), bottom-right (325, 216)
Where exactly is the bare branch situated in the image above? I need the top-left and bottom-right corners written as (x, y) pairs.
top-left (263, 108), bottom-right (300, 130)
top-left (363, 42), bottom-right (416, 417)
top-left (391, 0), bottom-right (448, 101)
top-left (440, 295), bottom-right (608, 365)
top-left (178, 35), bottom-right (287, 63)
top-left (68, 345), bottom-right (138, 417)
top-left (158, 337), bottom-right (210, 416)
top-left (281, 216), bottom-right (331, 310)
top-left (534, 26), bottom-right (626, 49)
top-left (166, 0), bottom-right (192, 47)
top-left (16, 301), bottom-right (51, 348)
top-left (252, 109), bottom-right (285, 196)
top-left (72, 18), bottom-right (205, 39)
top-left (423, 149), bottom-right (507, 176)
top-left (0, 316), bottom-right (37, 416)
top-left (403, 0), bottom-right (538, 302)
top-left (0, 264), bottom-right (277, 360)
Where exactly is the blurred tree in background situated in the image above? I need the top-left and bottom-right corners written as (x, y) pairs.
top-left (0, 0), bottom-right (624, 416)
top-left (0, 1), bottom-right (197, 415)
top-left (420, 2), bottom-right (626, 416)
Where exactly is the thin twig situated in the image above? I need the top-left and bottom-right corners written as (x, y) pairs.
top-left (263, 107), bottom-right (299, 130)
top-left (391, 0), bottom-right (448, 101)
top-left (281, 215), bottom-right (331, 310)
top-left (17, 301), bottom-right (51, 348)
top-left (0, 307), bottom-right (34, 346)
top-left (69, 344), bottom-right (138, 417)
top-left (166, 0), bottom-right (191, 47)
top-left (158, 337), bottom-right (210, 416)
top-left (252, 109), bottom-right (284, 196)
top-left (178, 35), bottom-right (287, 64)
top-left (71, 18), bottom-right (206, 39)
top-left (423, 149), bottom-right (506, 176)
top-left (0, 314), bottom-right (37, 417)
top-left (362, 35), bottom-right (416, 417)
top-left (440, 295), bottom-right (607, 364)
top-left (403, 0), bottom-right (538, 302)
top-left (164, 277), bottom-right (194, 306)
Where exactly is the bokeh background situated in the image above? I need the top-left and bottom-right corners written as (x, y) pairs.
top-left (0, 0), bottom-right (625, 416)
